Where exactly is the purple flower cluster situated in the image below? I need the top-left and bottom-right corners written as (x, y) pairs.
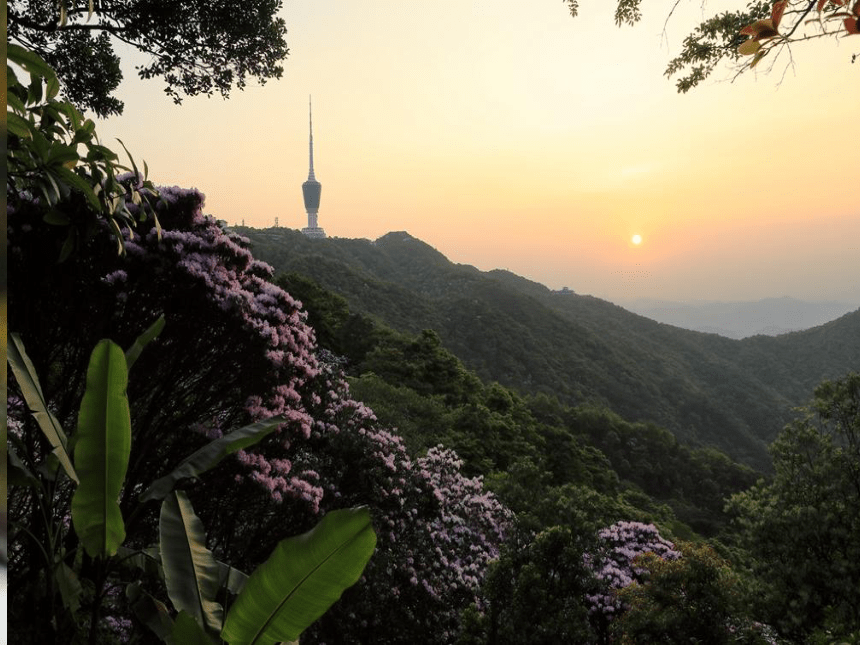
top-left (9, 183), bottom-right (513, 642)
top-left (416, 446), bottom-right (512, 597)
top-left (586, 521), bottom-right (680, 618)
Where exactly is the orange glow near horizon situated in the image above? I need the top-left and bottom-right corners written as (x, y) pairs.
top-left (93, 1), bottom-right (860, 304)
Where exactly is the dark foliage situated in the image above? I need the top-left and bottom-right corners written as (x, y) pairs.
top-left (8, 0), bottom-right (288, 116)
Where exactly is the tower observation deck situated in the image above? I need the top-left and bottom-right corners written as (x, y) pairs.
top-left (301, 96), bottom-right (326, 238)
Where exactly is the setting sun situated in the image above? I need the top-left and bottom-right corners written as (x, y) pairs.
top-left (631, 234), bottom-right (642, 245)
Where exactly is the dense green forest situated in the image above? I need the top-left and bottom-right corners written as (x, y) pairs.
top-left (237, 227), bottom-right (860, 472)
top-left (8, 44), bottom-right (860, 645)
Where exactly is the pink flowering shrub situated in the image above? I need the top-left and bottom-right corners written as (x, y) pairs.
top-left (213, 363), bottom-right (513, 642)
top-left (585, 520), bottom-right (680, 630)
top-left (8, 183), bottom-right (511, 643)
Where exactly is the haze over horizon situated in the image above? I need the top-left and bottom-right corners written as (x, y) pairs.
top-left (94, 1), bottom-right (859, 305)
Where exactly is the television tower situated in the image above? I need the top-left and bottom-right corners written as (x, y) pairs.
top-left (301, 96), bottom-right (326, 238)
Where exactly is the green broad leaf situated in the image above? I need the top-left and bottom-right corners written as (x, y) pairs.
top-left (171, 610), bottom-right (217, 645)
top-left (140, 416), bottom-right (286, 502)
top-left (6, 44), bottom-right (58, 84)
top-left (218, 562), bottom-right (250, 597)
top-left (8, 447), bottom-right (41, 489)
top-left (46, 72), bottom-right (60, 100)
top-left (125, 315), bottom-right (166, 370)
top-left (118, 546), bottom-right (165, 579)
top-left (43, 210), bottom-right (71, 226)
top-left (221, 507), bottom-right (377, 645)
top-left (7, 63), bottom-right (19, 88)
top-left (36, 452), bottom-right (62, 481)
top-left (40, 169), bottom-right (62, 205)
top-left (7, 333), bottom-right (79, 483)
top-left (54, 166), bottom-right (102, 212)
top-left (116, 138), bottom-right (140, 179)
top-left (7, 112), bottom-right (34, 139)
top-left (71, 339), bottom-right (132, 558)
top-left (73, 119), bottom-right (96, 144)
top-left (27, 72), bottom-right (43, 105)
top-left (55, 562), bottom-right (83, 614)
top-left (159, 491), bottom-right (224, 636)
top-left (127, 581), bottom-right (175, 640)
top-left (7, 91), bottom-right (26, 114)
top-left (47, 143), bottom-right (81, 167)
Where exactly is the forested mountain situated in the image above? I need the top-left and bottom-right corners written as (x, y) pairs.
top-left (237, 227), bottom-right (860, 471)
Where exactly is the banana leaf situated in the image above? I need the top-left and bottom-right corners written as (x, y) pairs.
top-left (221, 507), bottom-right (376, 645)
top-left (140, 415), bottom-right (286, 502)
top-left (70, 339), bottom-right (131, 557)
top-left (7, 332), bottom-right (78, 483)
top-left (160, 491), bottom-right (224, 636)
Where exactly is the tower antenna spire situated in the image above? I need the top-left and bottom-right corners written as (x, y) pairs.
top-left (308, 95), bottom-right (316, 181)
top-left (301, 95), bottom-right (325, 238)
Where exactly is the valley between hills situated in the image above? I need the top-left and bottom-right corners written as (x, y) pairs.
top-left (238, 227), bottom-right (860, 473)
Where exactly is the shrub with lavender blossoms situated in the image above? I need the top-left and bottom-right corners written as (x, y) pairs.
top-left (207, 361), bottom-right (513, 643)
top-left (585, 521), bottom-right (681, 637)
top-left (9, 181), bottom-right (512, 643)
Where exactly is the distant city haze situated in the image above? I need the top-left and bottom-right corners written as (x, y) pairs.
top-left (95, 1), bottom-right (859, 304)
top-left (617, 297), bottom-right (859, 339)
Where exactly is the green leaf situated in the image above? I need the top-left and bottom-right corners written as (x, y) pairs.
top-left (160, 491), bottom-right (224, 636)
top-left (73, 119), bottom-right (96, 144)
top-left (47, 143), bottom-right (81, 167)
top-left (140, 415), bottom-right (286, 502)
top-left (6, 112), bottom-right (34, 139)
top-left (125, 315), bottom-right (166, 370)
top-left (116, 138), bottom-right (140, 179)
top-left (6, 91), bottom-right (26, 114)
top-left (43, 210), bottom-right (71, 226)
top-left (118, 546), bottom-right (165, 580)
top-left (55, 562), bottom-right (83, 614)
top-left (54, 166), bottom-right (102, 212)
top-left (27, 72), bottom-right (43, 105)
top-left (71, 340), bottom-right (132, 558)
top-left (7, 333), bottom-right (79, 483)
top-left (127, 581), bottom-right (175, 640)
top-left (46, 73), bottom-right (60, 100)
top-left (219, 563), bottom-right (250, 597)
top-left (8, 447), bottom-right (41, 489)
top-left (221, 507), bottom-right (377, 645)
top-left (6, 44), bottom-right (58, 84)
top-left (171, 610), bottom-right (216, 645)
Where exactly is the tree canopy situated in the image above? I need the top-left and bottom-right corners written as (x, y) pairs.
top-left (728, 372), bottom-right (860, 641)
top-left (565, 0), bottom-right (859, 91)
top-left (7, 0), bottom-right (289, 116)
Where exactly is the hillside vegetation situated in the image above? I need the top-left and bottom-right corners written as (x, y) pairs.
top-left (238, 227), bottom-right (860, 471)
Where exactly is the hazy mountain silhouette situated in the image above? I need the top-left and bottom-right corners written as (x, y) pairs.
top-left (615, 297), bottom-right (859, 339)
top-left (238, 227), bottom-right (860, 471)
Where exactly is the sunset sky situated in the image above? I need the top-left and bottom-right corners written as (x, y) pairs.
top-left (96, 1), bottom-right (860, 304)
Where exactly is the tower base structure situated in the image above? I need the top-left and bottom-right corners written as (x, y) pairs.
top-left (301, 226), bottom-right (327, 238)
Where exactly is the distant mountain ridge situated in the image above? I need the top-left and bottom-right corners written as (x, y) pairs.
top-left (237, 227), bottom-right (860, 471)
top-left (616, 296), bottom-right (859, 339)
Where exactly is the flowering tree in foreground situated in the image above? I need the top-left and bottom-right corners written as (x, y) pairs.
top-left (8, 179), bottom-right (510, 642)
